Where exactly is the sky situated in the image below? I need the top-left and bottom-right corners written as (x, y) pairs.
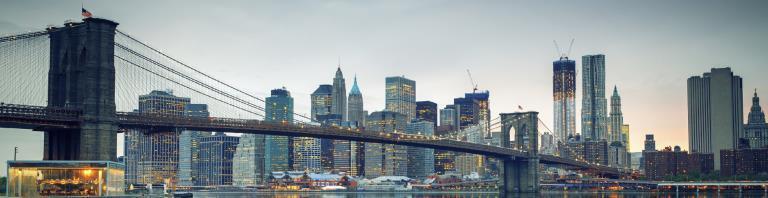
top-left (1, 0), bottom-right (767, 176)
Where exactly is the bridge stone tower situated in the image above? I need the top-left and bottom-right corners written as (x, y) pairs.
top-left (499, 112), bottom-right (540, 194)
top-left (44, 18), bottom-right (119, 161)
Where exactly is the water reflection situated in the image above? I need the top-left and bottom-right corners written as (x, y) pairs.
top-left (188, 191), bottom-right (768, 198)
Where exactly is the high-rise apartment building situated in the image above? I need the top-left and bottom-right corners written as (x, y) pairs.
top-left (581, 54), bottom-right (608, 141)
top-left (196, 133), bottom-right (239, 186)
top-left (125, 90), bottom-right (189, 185)
top-left (687, 67), bottom-right (744, 170)
top-left (332, 67), bottom-right (347, 121)
top-left (232, 134), bottom-right (266, 186)
top-left (264, 88), bottom-right (294, 173)
top-left (744, 90), bottom-right (768, 149)
top-left (406, 121), bottom-right (435, 179)
top-left (385, 76), bottom-right (416, 121)
top-left (553, 57), bottom-right (577, 144)
top-left (364, 111), bottom-right (407, 178)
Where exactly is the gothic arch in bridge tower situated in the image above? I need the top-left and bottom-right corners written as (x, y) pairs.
top-left (498, 111), bottom-right (540, 194)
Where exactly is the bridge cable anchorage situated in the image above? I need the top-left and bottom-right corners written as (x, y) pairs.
top-left (114, 55), bottom-right (265, 118)
top-left (114, 30), bottom-right (318, 124)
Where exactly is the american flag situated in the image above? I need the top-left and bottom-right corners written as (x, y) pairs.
top-left (81, 8), bottom-right (92, 18)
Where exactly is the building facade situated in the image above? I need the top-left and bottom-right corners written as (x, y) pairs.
top-left (125, 90), bottom-right (189, 185)
top-left (439, 105), bottom-right (459, 128)
top-left (233, 134), bottom-right (267, 186)
top-left (348, 77), bottom-right (365, 125)
top-left (364, 111), bottom-right (408, 178)
top-left (465, 91), bottom-right (490, 136)
top-left (687, 67), bottom-right (744, 170)
top-left (744, 90), bottom-right (768, 149)
top-left (720, 148), bottom-right (768, 177)
top-left (265, 88), bottom-right (294, 173)
top-left (453, 97), bottom-right (480, 130)
top-left (406, 121), bottom-right (435, 179)
top-left (331, 67), bottom-right (347, 121)
top-left (178, 104), bottom-right (210, 186)
top-left (581, 54), bottom-right (608, 141)
top-left (385, 76), bottom-right (416, 121)
top-left (416, 101), bottom-right (438, 128)
top-left (643, 146), bottom-right (714, 180)
top-left (196, 133), bottom-right (239, 186)
top-left (553, 57), bottom-right (577, 145)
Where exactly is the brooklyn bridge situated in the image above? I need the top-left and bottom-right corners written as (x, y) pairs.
top-left (0, 18), bottom-right (626, 194)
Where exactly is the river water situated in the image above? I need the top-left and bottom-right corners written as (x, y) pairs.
top-left (188, 191), bottom-right (768, 198)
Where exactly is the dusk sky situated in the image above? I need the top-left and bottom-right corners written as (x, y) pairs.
top-left (1, 0), bottom-right (767, 175)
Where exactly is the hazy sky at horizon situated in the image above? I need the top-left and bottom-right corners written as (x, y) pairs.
top-left (1, 0), bottom-right (767, 176)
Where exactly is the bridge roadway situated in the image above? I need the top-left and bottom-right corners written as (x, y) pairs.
top-left (0, 103), bottom-right (622, 175)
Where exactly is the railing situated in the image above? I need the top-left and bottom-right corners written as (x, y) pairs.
top-left (0, 103), bottom-right (82, 121)
top-left (115, 112), bottom-right (526, 157)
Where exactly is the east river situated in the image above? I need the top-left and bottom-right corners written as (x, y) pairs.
top-left (185, 191), bottom-right (768, 198)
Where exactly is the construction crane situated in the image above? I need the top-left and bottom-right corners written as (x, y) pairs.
top-left (466, 69), bottom-right (478, 93)
top-left (553, 39), bottom-right (575, 59)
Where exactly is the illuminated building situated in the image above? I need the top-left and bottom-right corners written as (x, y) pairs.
top-left (385, 76), bottom-right (416, 121)
top-left (453, 97), bottom-right (479, 130)
top-left (434, 125), bottom-right (457, 174)
top-left (125, 90), bottom-right (189, 185)
top-left (582, 54), bottom-right (608, 141)
top-left (364, 111), bottom-right (407, 178)
top-left (455, 154), bottom-right (485, 176)
top-left (406, 121), bottom-right (435, 178)
top-left (721, 148), bottom-right (768, 177)
top-left (346, 77), bottom-right (365, 176)
top-left (553, 56), bottom-right (576, 144)
top-left (178, 104), bottom-right (210, 186)
top-left (196, 133), bottom-right (239, 186)
top-left (7, 161), bottom-right (125, 197)
top-left (416, 101), bottom-right (437, 128)
top-left (265, 88), bottom-right (294, 173)
top-left (465, 91), bottom-right (490, 135)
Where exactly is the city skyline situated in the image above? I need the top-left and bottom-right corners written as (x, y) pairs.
top-left (2, 1), bottom-right (768, 175)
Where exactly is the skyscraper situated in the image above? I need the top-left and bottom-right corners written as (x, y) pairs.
top-left (439, 105), bottom-right (459, 127)
top-left (178, 104), bottom-right (210, 186)
top-left (348, 76), bottom-right (365, 125)
top-left (346, 77), bottom-right (365, 176)
top-left (311, 85), bottom-right (333, 120)
top-left (406, 121), bottom-right (435, 178)
top-left (416, 101), bottom-right (437, 127)
top-left (453, 97), bottom-right (480, 129)
top-left (609, 86), bottom-right (624, 143)
top-left (465, 91), bottom-right (490, 135)
top-left (332, 67), bottom-right (347, 121)
top-left (232, 134), bottom-right (266, 186)
top-left (264, 88), bottom-right (294, 173)
top-left (582, 54), bottom-right (608, 141)
top-left (385, 76), bottom-right (416, 121)
top-left (744, 90), bottom-right (768, 148)
top-left (364, 111), bottom-right (407, 178)
top-left (687, 67), bottom-right (744, 170)
top-left (125, 90), bottom-right (189, 185)
top-left (553, 57), bottom-right (577, 144)
top-left (196, 132), bottom-right (239, 186)
top-left (644, 134), bottom-right (656, 152)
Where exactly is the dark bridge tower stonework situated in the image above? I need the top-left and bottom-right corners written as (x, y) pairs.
top-left (499, 112), bottom-right (540, 194)
top-left (44, 18), bottom-right (119, 161)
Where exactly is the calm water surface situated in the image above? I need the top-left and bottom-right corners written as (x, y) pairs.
top-left (189, 191), bottom-right (768, 198)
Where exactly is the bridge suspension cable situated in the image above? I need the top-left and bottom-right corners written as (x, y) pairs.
top-left (114, 30), bottom-right (317, 123)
